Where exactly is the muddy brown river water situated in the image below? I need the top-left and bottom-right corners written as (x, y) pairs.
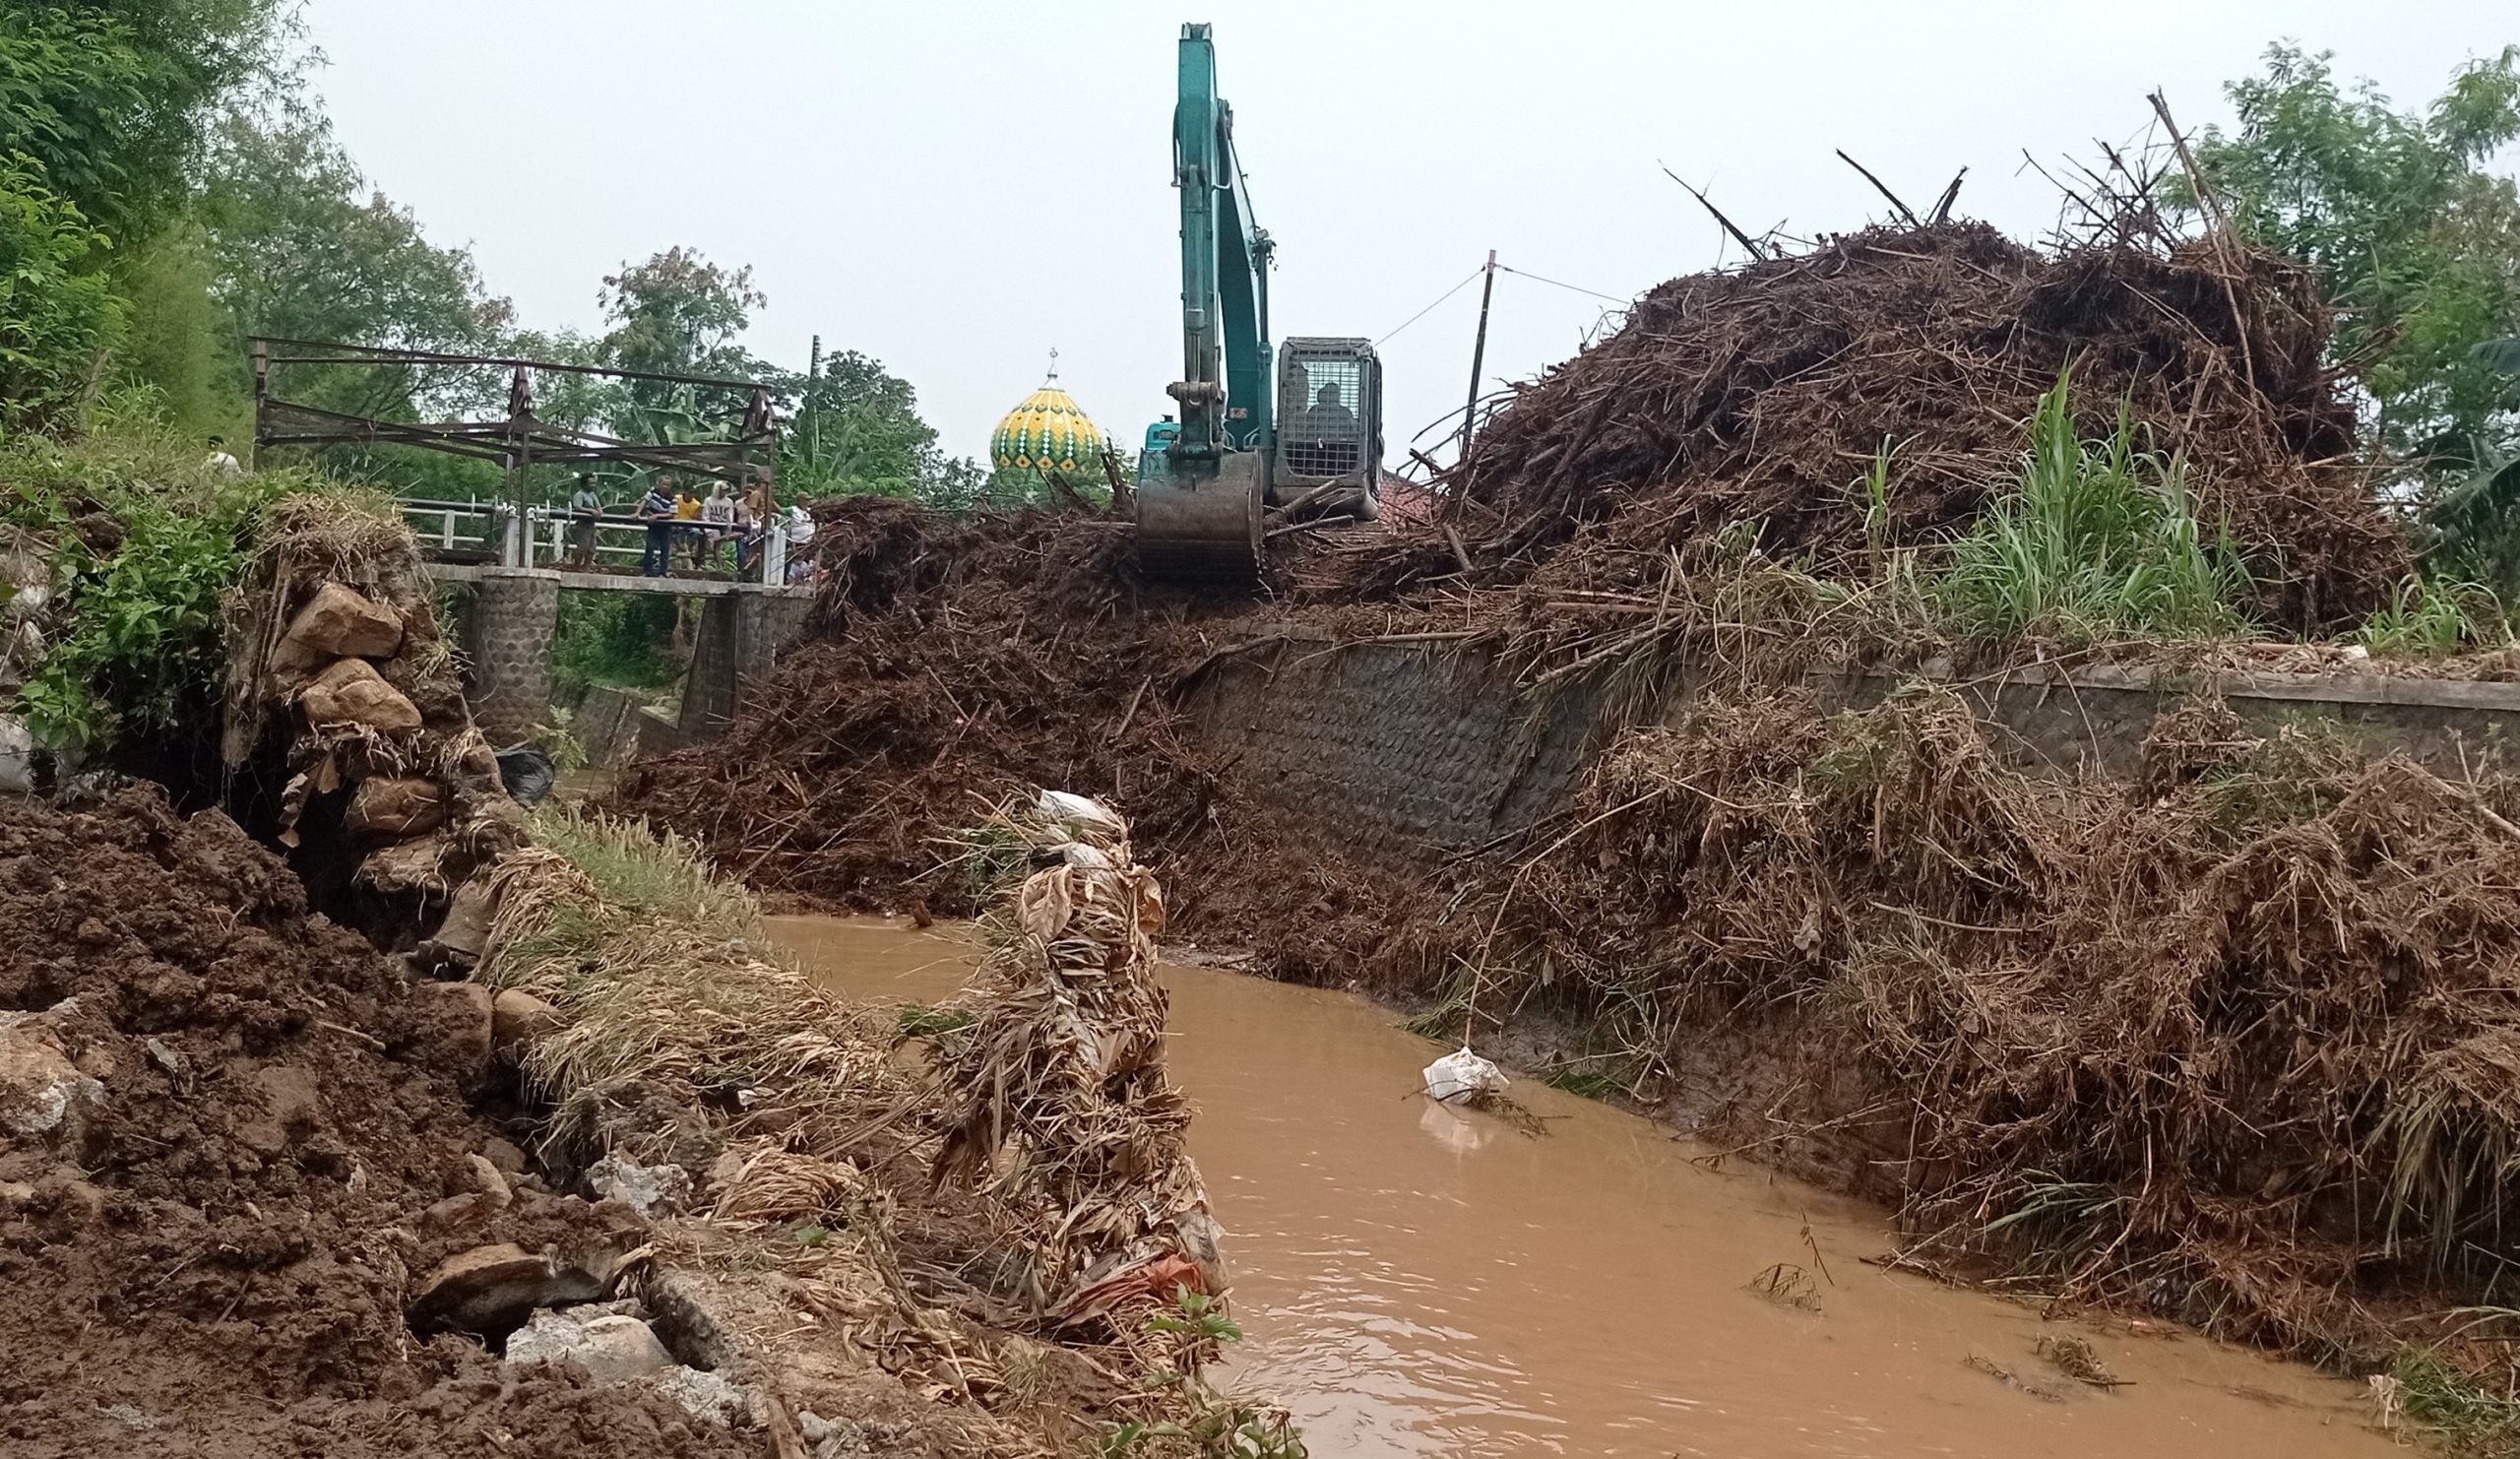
top-left (769, 915), bottom-right (2399, 1458)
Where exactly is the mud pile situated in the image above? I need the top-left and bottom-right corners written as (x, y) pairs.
top-left (1381, 222), bottom-right (2405, 629)
top-left (0, 788), bottom-right (748, 1456)
top-left (621, 499), bottom-right (1228, 917)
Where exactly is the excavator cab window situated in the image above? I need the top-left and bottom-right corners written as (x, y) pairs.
top-left (1275, 342), bottom-right (1379, 486)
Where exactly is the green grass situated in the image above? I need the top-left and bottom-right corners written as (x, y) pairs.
top-left (1544, 1065), bottom-right (1633, 1101)
top-left (2359, 577), bottom-right (2512, 657)
top-left (895, 1002), bottom-right (974, 1040)
top-left (527, 801), bottom-right (758, 938)
top-left (2391, 1344), bottom-right (2520, 1456)
top-left (1931, 370), bottom-right (2252, 644)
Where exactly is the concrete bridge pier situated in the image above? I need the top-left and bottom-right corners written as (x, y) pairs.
top-left (464, 568), bottom-right (560, 742)
top-left (675, 592), bottom-right (814, 743)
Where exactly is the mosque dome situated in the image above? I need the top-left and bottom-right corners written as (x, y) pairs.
top-left (991, 365), bottom-right (1107, 475)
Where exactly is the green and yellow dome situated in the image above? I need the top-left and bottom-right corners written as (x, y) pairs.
top-left (991, 380), bottom-right (1106, 475)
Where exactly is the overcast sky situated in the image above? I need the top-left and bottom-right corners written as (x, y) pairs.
top-left (301, 1), bottom-right (2514, 469)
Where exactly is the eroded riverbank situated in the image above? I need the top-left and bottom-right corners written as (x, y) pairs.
top-left (771, 915), bottom-right (2398, 1459)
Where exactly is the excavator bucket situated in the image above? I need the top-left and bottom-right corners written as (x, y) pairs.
top-left (1136, 450), bottom-right (1265, 581)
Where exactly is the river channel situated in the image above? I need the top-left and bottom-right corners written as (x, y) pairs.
top-left (768, 915), bottom-right (2396, 1459)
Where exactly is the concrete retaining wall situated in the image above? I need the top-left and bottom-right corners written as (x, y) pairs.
top-left (1185, 638), bottom-right (2520, 855)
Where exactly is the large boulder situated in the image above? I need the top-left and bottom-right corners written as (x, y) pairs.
top-left (299, 659), bottom-right (421, 731)
top-left (503, 1308), bottom-right (674, 1384)
top-left (491, 989), bottom-right (559, 1056)
top-left (345, 777), bottom-right (448, 840)
top-left (408, 1241), bottom-right (613, 1335)
top-left (274, 583), bottom-right (406, 672)
top-left (431, 874), bottom-right (501, 961)
top-left (0, 1007), bottom-right (102, 1145)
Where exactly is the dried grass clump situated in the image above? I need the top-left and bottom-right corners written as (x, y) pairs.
top-left (478, 806), bottom-right (902, 1172)
top-left (926, 792), bottom-right (1227, 1332)
top-left (1503, 684), bottom-right (2520, 1361)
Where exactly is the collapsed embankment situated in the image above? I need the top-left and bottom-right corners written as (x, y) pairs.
top-left (2, 446), bottom-right (1265, 1456)
top-left (0, 787), bottom-right (748, 1456)
top-left (612, 219), bottom-right (2520, 1414)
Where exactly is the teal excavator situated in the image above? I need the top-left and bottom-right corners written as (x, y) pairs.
top-left (1136, 23), bottom-right (1384, 579)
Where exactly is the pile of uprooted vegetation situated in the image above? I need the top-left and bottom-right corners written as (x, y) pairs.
top-left (621, 219), bottom-right (2435, 920)
top-left (1397, 685), bottom-right (2520, 1378)
top-left (1343, 221), bottom-right (2406, 632)
top-left (619, 498), bottom-right (1234, 917)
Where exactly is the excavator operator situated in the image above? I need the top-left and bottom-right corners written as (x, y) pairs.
top-left (1286, 381), bottom-right (1360, 477)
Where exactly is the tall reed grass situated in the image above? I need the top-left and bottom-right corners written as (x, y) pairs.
top-left (1933, 371), bottom-right (2251, 642)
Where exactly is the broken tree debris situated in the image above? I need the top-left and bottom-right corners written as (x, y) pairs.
top-left (1384, 221), bottom-right (2405, 630)
top-left (928, 792), bottom-right (1227, 1329)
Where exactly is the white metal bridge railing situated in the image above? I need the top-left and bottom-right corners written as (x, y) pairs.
top-left (398, 498), bottom-right (789, 583)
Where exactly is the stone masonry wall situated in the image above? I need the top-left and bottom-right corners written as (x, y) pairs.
top-left (677, 592), bottom-right (814, 742)
top-left (1179, 632), bottom-right (1603, 859)
top-left (1187, 639), bottom-right (2520, 857)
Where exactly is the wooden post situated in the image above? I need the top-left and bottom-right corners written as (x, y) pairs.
top-left (250, 340), bottom-right (269, 470)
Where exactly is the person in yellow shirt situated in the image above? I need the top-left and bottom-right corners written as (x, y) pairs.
top-left (674, 485), bottom-right (704, 568)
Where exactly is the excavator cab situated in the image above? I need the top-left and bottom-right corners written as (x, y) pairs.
top-left (1273, 339), bottom-right (1382, 524)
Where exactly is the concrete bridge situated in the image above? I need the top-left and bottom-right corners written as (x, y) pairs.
top-left (409, 499), bottom-right (811, 751)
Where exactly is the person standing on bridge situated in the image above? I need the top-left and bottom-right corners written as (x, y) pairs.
top-left (785, 493), bottom-right (816, 583)
top-left (568, 474), bottom-right (603, 569)
top-left (676, 483), bottom-right (705, 569)
top-left (701, 481), bottom-right (738, 574)
top-left (637, 475), bottom-right (676, 577)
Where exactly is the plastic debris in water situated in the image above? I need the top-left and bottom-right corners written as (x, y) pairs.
top-left (1422, 1047), bottom-right (1509, 1104)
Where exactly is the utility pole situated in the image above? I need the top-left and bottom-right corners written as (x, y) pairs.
top-left (807, 333), bottom-right (822, 470)
top-left (1460, 249), bottom-right (1498, 467)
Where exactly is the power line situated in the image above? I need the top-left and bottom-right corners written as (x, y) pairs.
top-left (1373, 267), bottom-right (1485, 345)
top-left (1494, 263), bottom-right (1630, 305)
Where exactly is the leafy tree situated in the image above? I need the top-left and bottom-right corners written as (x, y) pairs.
top-left (0, 156), bottom-right (121, 434)
top-left (200, 101), bottom-right (511, 366)
top-left (780, 349), bottom-right (942, 497)
top-left (0, 2), bottom-right (278, 245)
top-left (196, 96), bottom-right (513, 491)
top-left (598, 246), bottom-right (768, 442)
top-left (2184, 43), bottom-right (2520, 471)
top-left (106, 224), bottom-right (246, 439)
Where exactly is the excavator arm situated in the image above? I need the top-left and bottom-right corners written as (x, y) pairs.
top-left (1139, 22), bottom-right (1383, 578)
top-left (1139, 22), bottom-right (1273, 577)
top-left (1170, 22), bottom-right (1272, 462)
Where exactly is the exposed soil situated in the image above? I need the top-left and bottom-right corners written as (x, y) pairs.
top-left (0, 788), bottom-right (750, 1457)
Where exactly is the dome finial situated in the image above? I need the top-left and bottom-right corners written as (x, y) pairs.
top-left (1043, 346), bottom-right (1059, 384)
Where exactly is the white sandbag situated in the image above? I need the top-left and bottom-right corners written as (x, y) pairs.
top-left (0, 714), bottom-right (33, 794)
top-left (1422, 1047), bottom-right (1508, 1104)
top-left (1036, 789), bottom-right (1127, 835)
